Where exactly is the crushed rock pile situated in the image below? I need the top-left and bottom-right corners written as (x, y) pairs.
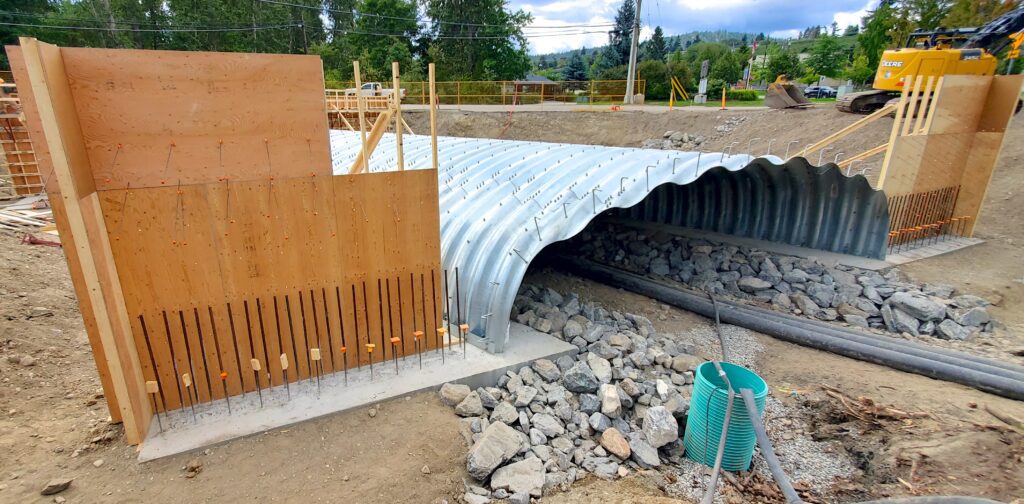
top-left (561, 222), bottom-right (998, 342)
top-left (440, 284), bottom-right (850, 503)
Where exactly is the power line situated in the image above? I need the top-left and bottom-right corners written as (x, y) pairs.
top-left (258, 0), bottom-right (615, 30)
top-left (0, 20), bottom-right (605, 40)
top-left (0, 21), bottom-right (301, 33)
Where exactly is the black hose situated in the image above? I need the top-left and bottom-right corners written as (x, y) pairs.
top-left (711, 297), bottom-right (1024, 382)
top-left (560, 258), bottom-right (1024, 401)
top-left (739, 387), bottom-right (803, 504)
top-left (857, 498), bottom-right (1004, 504)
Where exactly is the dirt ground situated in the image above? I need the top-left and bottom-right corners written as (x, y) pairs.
top-left (2, 104), bottom-right (1023, 503)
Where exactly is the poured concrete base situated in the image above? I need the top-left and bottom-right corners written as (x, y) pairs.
top-left (885, 236), bottom-right (984, 265)
top-left (138, 323), bottom-right (576, 461)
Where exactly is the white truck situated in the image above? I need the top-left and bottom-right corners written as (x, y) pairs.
top-left (344, 82), bottom-right (407, 99)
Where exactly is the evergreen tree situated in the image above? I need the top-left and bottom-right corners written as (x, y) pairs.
top-left (644, 26), bottom-right (667, 62)
top-left (859, 0), bottom-right (899, 70)
top-left (562, 50), bottom-right (589, 81)
top-left (943, 0), bottom-right (1018, 26)
top-left (606, 0), bottom-right (636, 66)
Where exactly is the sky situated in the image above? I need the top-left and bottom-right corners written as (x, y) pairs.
top-left (513, 0), bottom-right (879, 54)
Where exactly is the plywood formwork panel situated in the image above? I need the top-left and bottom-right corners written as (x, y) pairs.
top-left (58, 47), bottom-right (331, 191)
top-left (925, 75), bottom-right (991, 135)
top-left (98, 169), bottom-right (442, 412)
top-left (9, 39), bottom-right (442, 442)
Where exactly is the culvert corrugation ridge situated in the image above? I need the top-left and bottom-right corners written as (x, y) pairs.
top-left (329, 131), bottom-right (889, 352)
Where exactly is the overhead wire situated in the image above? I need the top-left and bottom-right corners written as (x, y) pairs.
top-left (257, 0), bottom-right (615, 30)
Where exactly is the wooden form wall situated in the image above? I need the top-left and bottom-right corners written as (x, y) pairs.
top-left (877, 74), bottom-right (1023, 236)
top-left (9, 39), bottom-right (441, 444)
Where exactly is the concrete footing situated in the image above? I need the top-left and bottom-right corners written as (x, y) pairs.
top-left (138, 323), bottom-right (576, 461)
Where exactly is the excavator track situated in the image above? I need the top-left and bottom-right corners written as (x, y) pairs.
top-left (836, 90), bottom-right (898, 114)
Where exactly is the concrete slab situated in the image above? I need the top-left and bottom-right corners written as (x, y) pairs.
top-left (137, 323), bottom-right (575, 462)
top-left (885, 236), bottom-right (984, 265)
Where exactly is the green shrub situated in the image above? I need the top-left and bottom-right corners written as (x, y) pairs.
top-left (725, 89), bottom-right (760, 101)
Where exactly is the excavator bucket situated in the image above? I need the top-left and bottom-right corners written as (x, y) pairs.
top-left (765, 76), bottom-right (812, 109)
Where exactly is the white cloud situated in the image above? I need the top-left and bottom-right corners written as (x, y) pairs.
top-left (833, 0), bottom-right (876, 30)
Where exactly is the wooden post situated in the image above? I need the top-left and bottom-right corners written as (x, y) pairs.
top-left (19, 37), bottom-right (149, 443)
top-left (429, 63), bottom-right (438, 172)
top-left (456, 80), bottom-right (461, 108)
top-left (877, 75), bottom-right (914, 189)
top-left (913, 76), bottom-right (936, 134)
top-left (901, 75), bottom-right (924, 137)
top-left (392, 61), bottom-right (404, 171)
top-left (353, 60), bottom-right (370, 175)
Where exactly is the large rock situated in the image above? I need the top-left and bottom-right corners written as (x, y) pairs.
top-left (490, 402), bottom-right (519, 424)
top-left (889, 292), bottom-right (946, 322)
top-left (490, 457), bottom-right (545, 497)
top-left (737, 276), bottom-right (772, 293)
top-left (455, 391), bottom-right (486, 417)
top-left (466, 422), bottom-right (523, 480)
top-left (670, 354), bottom-right (702, 373)
top-left (589, 412), bottom-right (612, 432)
top-left (562, 319), bottom-right (583, 339)
top-left (627, 434), bottom-right (661, 468)
top-left (588, 354), bottom-right (613, 384)
top-left (599, 383), bottom-right (622, 419)
top-left (41, 478), bottom-right (73, 496)
top-left (514, 386), bottom-right (538, 407)
top-left (600, 428), bottom-right (631, 459)
top-left (579, 393), bottom-right (600, 414)
top-left (531, 413), bottom-right (565, 437)
top-left (641, 406), bottom-right (679, 448)
top-left (881, 305), bottom-right (920, 335)
top-left (531, 359), bottom-right (561, 382)
top-left (806, 282), bottom-right (836, 308)
top-left (936, 319), bottom-right (974, 341)
top-left (439, 383), bottom-right (471, 406)
top-left (949, 306), bottom-right (990, 327)
top-left (562, 362), bottom-right (600, 393)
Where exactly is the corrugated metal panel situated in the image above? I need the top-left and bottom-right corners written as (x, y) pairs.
top-left (329, 131), bottom-right (889, 352)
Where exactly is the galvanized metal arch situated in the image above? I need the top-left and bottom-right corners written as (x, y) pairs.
top-left (329, 131), bottom-right (889, 352)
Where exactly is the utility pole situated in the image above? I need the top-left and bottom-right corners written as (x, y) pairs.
top-left (624, 0), bottom-right (642, 104)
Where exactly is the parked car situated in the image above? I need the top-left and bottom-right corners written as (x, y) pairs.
top-left (803, 85), bottom-right (837, 98)
top-left (344, 82), bottom-right (407, 99)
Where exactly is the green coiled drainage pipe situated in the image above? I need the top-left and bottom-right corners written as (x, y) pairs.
top-left (683, 361), bottom-right (768, 471)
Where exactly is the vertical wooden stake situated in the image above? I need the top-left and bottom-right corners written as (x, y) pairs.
top-left (429, 63), bottom-right (438, 172)
top-left (353, 60), bottom-right (370, 174)
top-left (392, 61), bottom-right (404, 171)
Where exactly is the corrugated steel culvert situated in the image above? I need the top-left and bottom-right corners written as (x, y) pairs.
top-left (330, 131), bottom-right (890, 352)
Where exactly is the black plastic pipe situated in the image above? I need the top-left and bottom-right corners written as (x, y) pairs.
top-left (561, 258), bottom-right (1024, 401)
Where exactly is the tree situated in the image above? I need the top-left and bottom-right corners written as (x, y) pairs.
top-left (562, 50), bottom-right (589, 81)
top-left (903, 0), bottom-right (953, 31)
top-left (682, 42), bottom-right (742, 85)
top-left (644, 26), bottom-right (667, 62)
top-left (423, 0), bottom-right (532, 80)
top-left (859, 0), bottom-right (899, 70)
top-left (844, 52), bottom-right (876, 84)
top-left (607, 0), bottom-right (636, 66)
top-left (843, 24), bottom-right (860, 36)
top-left (637, 59), bottom-right (683, 99)
top-left (943, 0), bottom-right (1018, 26)
top-left (538, 54), bottom-right (549, 69)
top-left (754, 44), bottom-right (803, 82)
top-left (805, 34), bottom-right (845, 78)
top-left (830, 21), bottom-right (839, 36)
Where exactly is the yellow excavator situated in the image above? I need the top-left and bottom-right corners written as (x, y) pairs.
top-left (837, 6), bottom-right (1024, 113)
